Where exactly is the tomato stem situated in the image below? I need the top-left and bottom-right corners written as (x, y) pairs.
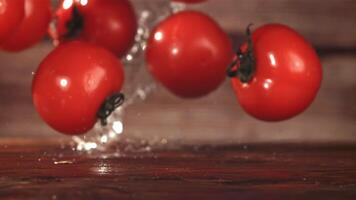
top-left (97, 93), bottom-right (125, 126)
top-left (64, 6), bottom-right (84, 39)
top-left (227, 24), bottom-right (256, 83)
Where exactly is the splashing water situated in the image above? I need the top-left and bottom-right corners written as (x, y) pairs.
top-left (69, 1), bottom-right (183, 153)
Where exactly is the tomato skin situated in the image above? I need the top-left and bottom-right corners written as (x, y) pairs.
top-left (231, 24), bottom-right (322, 121)
top-left (146, 11), bottom-right (233, 98)
top-left (172, 0), bottom-right (207, 3)
top-left (0, 0), bottom-right (24, 44)
top-left (52, 0), bottom-right (137, 57)
top-left (32, 41), bottom-right (124, 135)
top-left (1, 0), bottom-right (51, 51)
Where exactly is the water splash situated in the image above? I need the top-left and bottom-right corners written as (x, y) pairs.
top-left (71, 1), bottom-right (174, 153)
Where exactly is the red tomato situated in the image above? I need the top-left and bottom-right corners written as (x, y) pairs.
top-left (230, 24), bottom-right (322, 121)
top-left (0, 0), bottom-right (24, 44)
top-left (32, 41), bottom-right (125, 135)
top-left (1, 0), bottom-right (51, 51)
top-left (172, 0), bottom-right (207, 3)
top-left (146, 11), bottom-right (233, 98)
top-left (51, 0), bottom-right (137, 57)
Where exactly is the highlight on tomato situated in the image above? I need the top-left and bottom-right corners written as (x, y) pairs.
top-left (50, 0), bottom-right (137, 58)
top-left (146, 11), bottom-right (233, 98)
top-left (0, 0), bottom-right (25, 45)
top-left (1, 0), bottom-right (51, 52)
top-left (228, 24), bottom-right (322, 121)
top-left (32, 41), bottom-right (125, 135)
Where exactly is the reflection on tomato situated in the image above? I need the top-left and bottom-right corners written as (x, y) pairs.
top-left (32, 41), bottom-right (125, 135)
top-left (230, 24), bottom-right (322, 121)
top-left (1, 0), bottom-right (51, 51)
top-left (51, 0), bottom-right (137, 57)
top-left (146, 11), bottom-right (233, 98)
top-left (0, 0), bottom-right (24, 44)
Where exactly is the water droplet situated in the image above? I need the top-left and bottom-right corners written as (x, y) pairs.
top-left (112, 121), bottom-right (124, 134)
top-left (53, 160), bottom-right (74, 165)
top-left (145, 146), bottom-right (152, 152)
top-left (126, 54), bottom-right (133, 61)
top-left (161, 138), bottom-right (168, 145)
top-left (100, 135), bottom-right (108, 144)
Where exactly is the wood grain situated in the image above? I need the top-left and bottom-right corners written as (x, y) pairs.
top-left (0, 141), bottom-right (355, 199)
top-left (134, 0), bottom-right (356, 47)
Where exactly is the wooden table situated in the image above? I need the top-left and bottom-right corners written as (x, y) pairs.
top-left (0, 140), bottom-right (355, 199)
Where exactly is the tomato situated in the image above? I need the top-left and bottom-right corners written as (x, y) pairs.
top-left (51, 0), bottom-right (137, 57)
top-left (32, 41), bottom-right (125, 135)
top-left (0, 0), bottom-right (24, 44)
top-left (172, 0), bottom-right (207, 3)
top-left (229, 24), bottom-right (322, 121)
top-left (1, 0), bottom-right (51, 51)
top-left (146, 11), bottom-right (233, 98)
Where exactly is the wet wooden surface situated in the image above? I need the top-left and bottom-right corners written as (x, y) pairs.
top-left (0, 141), bottom-right (355, 199)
